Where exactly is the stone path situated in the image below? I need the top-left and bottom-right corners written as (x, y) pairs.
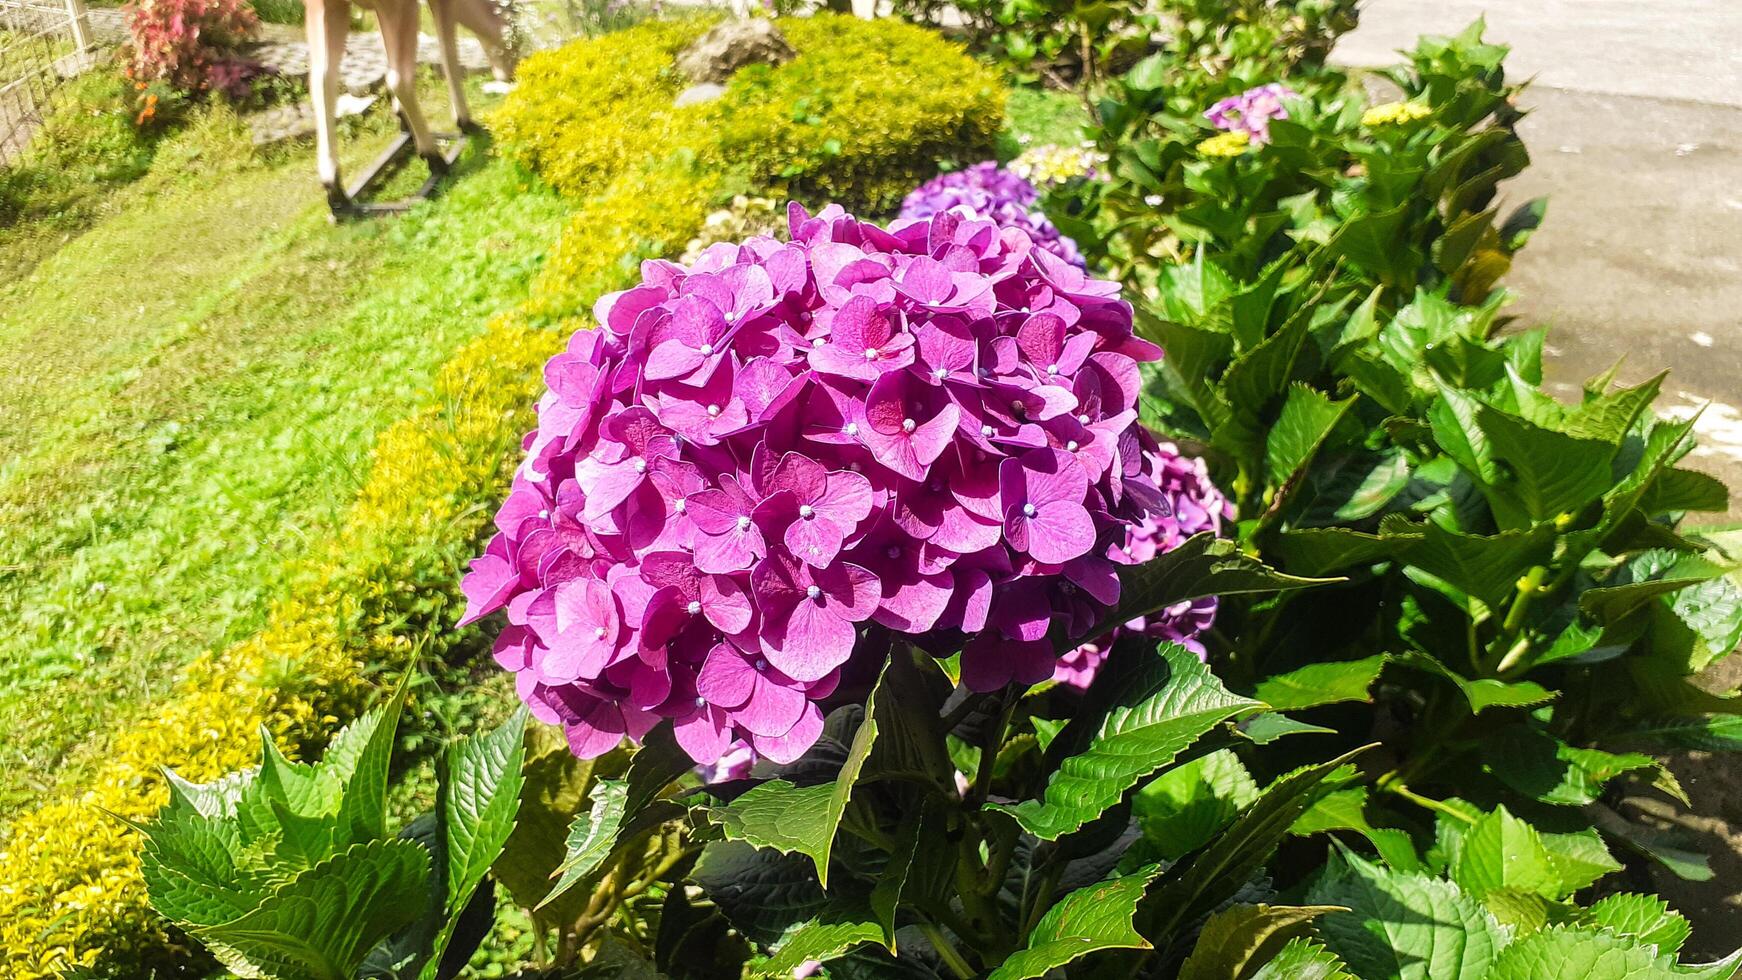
top-left (243, 31), bottom-right (494, 143)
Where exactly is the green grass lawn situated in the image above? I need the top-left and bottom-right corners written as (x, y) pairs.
top-left (0, 83), bottom-right (571, 812)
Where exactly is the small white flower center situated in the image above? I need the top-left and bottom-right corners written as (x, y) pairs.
top-left (699, 342), bottom-right (714, 355)
top-left (754, 657), bottom-right (768, 672)
top-left (981, 424), bottom-right (995, 437)
top-left (864, 347), bottom-right (880, 360)
top-left (686, 600), bottom-right (702, 615)
top-left (934, 366), bottom-right (949, 380)
top-left (737, 515), bottom-right (753, 530)
top-left (845, 422), bottom-right (859, 436)
top-left (798, 504), bottom-right (815, 519)
top-left (706, 404), bottom-right (721, 417)
top-left (902, 418), bottom-right (917, 433)
top-left (812, 337), bottom-right (827, 348)
top-left (1066, 440), bottom-right (1079, 452)
top-left (594, 626), bottom-right (608, 640)
top-left (1046, 363), bottom-right (1059, 375)
top-left (538, 509), bottom-right (550, 519)
top-left (674, 499), bottom-right (687, 514)
top-left (806, 584), bottom-right (822, 600)
top-left (695, 696), bottom-right (707, 708)
top-left (1078, 413), bottom-right (1091, 424)
top-left (1022, 502), bottom-right (1038, 517)
top-left (633, 458), bottom-right (648, 474)
top-left (724, 311), bottom-right (738, 322)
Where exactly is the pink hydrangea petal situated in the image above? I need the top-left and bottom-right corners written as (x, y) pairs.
top-left (750, 702), bottom-right (824, 764)
top-left (769, 599), bottom-right (854, 682)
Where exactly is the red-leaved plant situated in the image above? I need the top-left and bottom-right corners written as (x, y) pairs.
top-left (123, 0), bottom-right (260, 100)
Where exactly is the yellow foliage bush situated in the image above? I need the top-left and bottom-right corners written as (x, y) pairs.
top-left (1, 16), bottom-right (1004, 976)
top-left (493, 13), bottom-right (1005, 213)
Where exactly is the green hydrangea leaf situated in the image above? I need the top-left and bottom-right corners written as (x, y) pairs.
top-left (1395, 653), bottom-right (1556, 714)
top-left (1266, 384), bottom-right (1357, 487)
top-left (1240, 712), bottom-right (1337, 744)
top-left (1308, 850), bottom-right (1504, 980)
top-left (194, 838), bottom-right (431, 980)
top-left (1485, 924), bottom-right (1742, 980)
top-left (1135, 749), bottom-right (1259, 861)
top-left (992, 644), bottom-right (1261, 840)
top-left (1150, 747), bottom-right (1372, 937)
top-left (692, 840), bottom-right (829, 946)
top-left (986, 865), bottom-right (1161, 980)
top-left (1584, 894), bottom-right (1691, 957)
top-left (750, 904), bottom-right (886, 979)
top-left (427, 707), bottom-right (525, 969)
top-left (540, 725), bottom-right (692, 910)
top-left (1291, 786), bottom-right (1422, 871)
top-left (1248, 938), bottom-right (1358, 980)
top-left (1253, 655), bottom-right (1389, 710)
top-left (1449, 805), bottom-right (1564, 900)
top-left (1178, 904), bottom-right (1345, 980)
top-left (1481, 727), bottom-right (1656, 806)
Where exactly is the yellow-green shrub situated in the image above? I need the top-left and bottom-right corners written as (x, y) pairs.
top-left (493, 14), bottom-right (1005, 213)
top-left (523, 159), bottom-right (722, 322)
top-left (488, 18), bottom-right (705, 200)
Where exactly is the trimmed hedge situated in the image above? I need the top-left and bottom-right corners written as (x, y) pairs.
top-left (0, 17), bottom-right (1004, 977)
top-left (492, 13), bottom-right (1005, 214)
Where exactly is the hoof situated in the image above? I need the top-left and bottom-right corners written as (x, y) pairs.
top-left (324, 182), bottom-right (357, 220)
top-left (422, 151), bottom-right (450, 179)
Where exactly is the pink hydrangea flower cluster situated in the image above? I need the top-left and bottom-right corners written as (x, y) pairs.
top-left (900, 162), bottom-right (1085, 268)
top-left (459, 201), bottom-right (1179, 767)
top-left (1204, 83), bottom-right (1298, 144)
top-left (1053, 445), bottom-right (1230, 689)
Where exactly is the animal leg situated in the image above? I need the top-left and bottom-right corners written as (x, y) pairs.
top-left (306, 0), bottom-right (353, 214)
top-left (427, 0), bottom-right (473, 132)
top-left (375, 0), bottom-right (441, 171)
top-left (449, 0), bottom-right (516, 83)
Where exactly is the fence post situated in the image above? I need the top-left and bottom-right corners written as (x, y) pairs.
top-left (64, 0), bottom-right (93, 52)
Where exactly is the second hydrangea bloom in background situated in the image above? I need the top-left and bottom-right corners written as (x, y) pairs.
top-left (899, 161), bottom-right (1086, 268)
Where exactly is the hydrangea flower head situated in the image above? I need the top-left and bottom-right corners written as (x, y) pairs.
top-left (461, 201), bottom-right (1182, 767)
top-left (1204, 82), bottom-right (1298, 144)
top-left (1009, 143), bottom-right (1107, 188)
top-left (899, 162), bottom-right (1085, 267)
top-left (1362, 100), bottom-right (1432, 128)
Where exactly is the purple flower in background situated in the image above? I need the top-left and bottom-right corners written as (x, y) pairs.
top-left (1054, 443), bottom-right (1232, 689)
top-left (1204, 82), bottom-right (1299, 144)
top-left (900, 162), bottom-right (1086, 268)
top-left (460, 200), bottom-right (1206, 768)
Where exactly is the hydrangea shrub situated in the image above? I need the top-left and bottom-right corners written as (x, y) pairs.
top-left (461, 201), bottom-right (1190, 766)
top-left (899, 161), bottom-right (1085, 267)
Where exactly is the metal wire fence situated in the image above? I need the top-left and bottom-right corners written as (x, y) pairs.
top-left (0, 0), bottom-right (94, 166)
